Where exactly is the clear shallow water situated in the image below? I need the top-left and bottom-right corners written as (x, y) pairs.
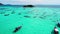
top-left (0, 6), bottom-right (60, 34)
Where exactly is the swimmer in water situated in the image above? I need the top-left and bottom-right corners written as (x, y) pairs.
top-left (54, 27), bottom-right (59, 34)
top-left (13, 26), bottom-right (22, 33)
top-left (57, 22), bottom-right (60, 27)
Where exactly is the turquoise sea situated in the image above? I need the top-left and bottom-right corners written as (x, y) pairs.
top-left (0, 5), bottom-right (60, 34)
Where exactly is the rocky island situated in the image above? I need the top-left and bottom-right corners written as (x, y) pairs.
top-left (0, 3), bottom-right (3, 5)
top-left (23, 5), bottom-right (34, 7)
